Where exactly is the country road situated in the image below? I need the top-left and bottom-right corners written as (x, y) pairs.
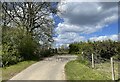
top-left (10, 55), bottom-right (77, 80)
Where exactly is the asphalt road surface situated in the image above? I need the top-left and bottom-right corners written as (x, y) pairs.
top-left (10, 55), bottom-right (77, 80)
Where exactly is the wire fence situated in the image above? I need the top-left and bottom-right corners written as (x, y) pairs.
top-left (87, 54), bottom-right (119, 80)
top-left (76, 51), bottom-right (120, 80)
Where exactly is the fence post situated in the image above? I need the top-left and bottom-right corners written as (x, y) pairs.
top-left (81, 52), bottom-right (84, 59)
top-left (92, 53), bottom-right (95, 68)
top-left (111, 57), bottom-right (115, 80)
top-left (82, 52), bottom-right (83, 54)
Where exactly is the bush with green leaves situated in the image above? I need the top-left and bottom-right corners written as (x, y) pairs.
top-left (2, 26), bottom-right (23, 67)
top-left (18, 33), bottom-right (39, 60)
top-left (2, 25), bottom-right (55, 66)
top-left (2, 44), bottom-right (23, 67)
top-left (2, 26), bottom-right (40, 66)
top-left (69, 40), bottom-right (120, 63)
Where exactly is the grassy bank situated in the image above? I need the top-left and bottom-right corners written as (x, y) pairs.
top-left (65, 60), bottom-right (118, 80)
top-left (1, 60), bottom-right (37, 80)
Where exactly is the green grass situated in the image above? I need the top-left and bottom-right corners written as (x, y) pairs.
top-left (1, 60), bottom-right (37, 80)
top-left (65, 60), bottom-right (118, 80)
top-left (95, 61), bottom-right (118, 80)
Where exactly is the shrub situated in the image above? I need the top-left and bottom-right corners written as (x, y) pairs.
top-left (2, 38), bottom-right (23, 67)
top-left (2, 26), bottom-right (23, 67)
top-left (2, 26), bottom-right (39, 66)
top-left (69, 40), bottom-right (120, 63)
top-left (18, 33), bottom-right (39, 60)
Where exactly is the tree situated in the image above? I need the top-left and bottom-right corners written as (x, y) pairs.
top-left (2, 2), bottom-right (58, 47)
top-left (1, 2), bottom-right (59, 66)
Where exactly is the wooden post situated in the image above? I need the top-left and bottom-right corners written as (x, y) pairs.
top-left (111, 57), bottom-right (115, 80)
top-left (81, 52), bottom-right (84, 59)
top-left (82, 52), bottom-right (83, 54)
top-left (92, 53), bottom-right (95, 68)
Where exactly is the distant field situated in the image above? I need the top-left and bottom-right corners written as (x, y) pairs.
top-left (65, 60), bottom-right (118, 80)
top-left (2, 61), bottom-right (37, 80)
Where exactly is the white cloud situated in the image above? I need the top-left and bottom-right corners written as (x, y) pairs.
top-left (57, 2), bottom-right (118, 34)
top-left (89, 34), bottom-right (118, 41)
top-left (53, 32), bottom-right (85, 47)
top-left (59, 0), bottom-right (119, 2)
top-left (54, 2), bottom-right (118, 47)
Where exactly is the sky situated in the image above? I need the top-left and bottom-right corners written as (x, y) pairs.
top-left (52, 2), bottom-right (118, 48)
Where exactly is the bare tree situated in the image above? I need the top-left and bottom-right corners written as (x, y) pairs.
top-left (2, 2), bottom-right (58, 47)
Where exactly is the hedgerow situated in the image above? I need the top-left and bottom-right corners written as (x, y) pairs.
top-left (69, 40), bottom-right (120, 63)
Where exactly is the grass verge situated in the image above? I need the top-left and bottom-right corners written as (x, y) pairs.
top-left (65, 60), bottom-right (118, 80)
top-left (1, 60), bottom-right (37, 80)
